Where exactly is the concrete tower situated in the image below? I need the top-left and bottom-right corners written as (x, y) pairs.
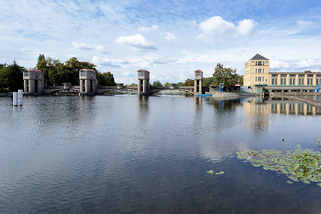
top-left (137, 69), bottom-right (150, 96)
top-left (23, 69), bottom-right (44, 95)
top-left (194, 70), bottom-right (203, 95)
top-left (79, 69), bottom-right (97, 96)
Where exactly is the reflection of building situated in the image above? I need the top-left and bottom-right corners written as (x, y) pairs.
top-left (243, 98), bottom-right (270, 132)
top-left (244, 98), bottom-right (321, 131)
top-left (23, 69), bottom-right (44, 95)
top-left (244, 54), bottom-right (321, 95)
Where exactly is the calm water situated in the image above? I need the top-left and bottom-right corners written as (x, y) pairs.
top-left (0, 96), bottom-right (321, 214)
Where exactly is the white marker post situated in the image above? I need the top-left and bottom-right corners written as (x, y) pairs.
top-left (12, 92), bottom-right (18, 106)
top-left (17, 89), bottom-right (23, 106)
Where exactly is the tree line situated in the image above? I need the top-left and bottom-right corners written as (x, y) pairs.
top-left (139, 64), bottom-right (243, 89)
top-left (0, 55), bottom-right (116, 92)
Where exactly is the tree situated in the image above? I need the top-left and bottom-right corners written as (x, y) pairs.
top-left (0, 66), bottom-right (9, 92)
top-left (212, 63), bottom-right (242, 89)
top-left (97, 72), bottom-right (116, 86)
top-left (152, 81), bottom-right (163, 88)
top-left (183, 79), bottom-right (194, 86)
top-left (0, 62), bottom-right (24, 92)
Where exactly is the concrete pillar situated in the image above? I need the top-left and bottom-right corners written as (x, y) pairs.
top-left (138, 79), bottom-right (142, 96)
top-left (24, 80), bottom-right (28, 93)
top-left (80, 79), bottom-right (83, 93)
top-left (29, 80), bottom-right (35, 94)
top-left (194, 80), bottom-right (198, 94)
top-left (143, 79), bottom-right (147, 94)
top-left (85, 80), bottom-right (88, 93)
top-left (199, 79), bottom-right (202, 93)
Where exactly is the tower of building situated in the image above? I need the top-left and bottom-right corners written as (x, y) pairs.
top-left (244, 54), bottom-right (270, 90)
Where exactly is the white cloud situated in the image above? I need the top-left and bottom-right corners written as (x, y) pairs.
top-left (199, 16), bottom-right (235, 35)
top-left (138, 25), bottom-right (159, 32)
top-left (164, 32), bottom-right (176, 41)
top-left (72, 42), bottom-right (105, 52)
top-left (270, 59), bottom-right (290, 69)
top-left (115, 34), bottom-right (157, 50)
top-left (198, 16), bottom-right (256, 38)
top-left (296, 58), bottom-right (321, 68)
top-left (237, 19), bottom-right (256, 36)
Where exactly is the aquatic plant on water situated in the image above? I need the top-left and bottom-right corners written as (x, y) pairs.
top-left (237, 146), bottom-right (321, 187)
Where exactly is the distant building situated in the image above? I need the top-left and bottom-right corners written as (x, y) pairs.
top-left (244, 54), bottom-right (321, 94)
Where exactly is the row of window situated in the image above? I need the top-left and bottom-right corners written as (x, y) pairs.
top-left (256, 68), bottom-right (264, 73)
top-left (271, 78), bottom-right (320, 85)
top-left (255, 61), bottom-right (265, 66)
top-left (256, 76), bottom-right (264, 82)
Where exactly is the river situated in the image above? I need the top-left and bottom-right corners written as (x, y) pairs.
top-left (0, 96), bottom-right (320, 214)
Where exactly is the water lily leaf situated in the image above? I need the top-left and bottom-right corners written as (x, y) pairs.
top-left (216, 171), bottom-right (225, 175)
top-left (207, 170), bottom-right (214, 175)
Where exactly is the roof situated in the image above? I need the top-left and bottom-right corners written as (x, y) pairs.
top-left (138, 69), bottom-right (150, 73)
top-left (250, 54), bottom-right (269, 60)
top-left (27, 69), bottom-right (41, 72)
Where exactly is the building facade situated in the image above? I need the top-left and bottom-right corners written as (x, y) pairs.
top-left (244, 54), bottom-right (321, 94)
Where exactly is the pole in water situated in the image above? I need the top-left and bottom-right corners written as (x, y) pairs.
top-left (12, 92), bottom-right (18, 106)
top-left (17, 89), bottom-right (23, 106)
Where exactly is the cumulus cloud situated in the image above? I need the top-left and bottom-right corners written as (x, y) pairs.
top-left (115, 34), bottom-right (157, 50)
top-left (198, 16), bottom-right (256, 38)
top-left (164, 32), bottom-right (176, 41)
top-left (237, 19), bottom-right (256, 36)
top-left (138, 25), bottom-right (159, 32)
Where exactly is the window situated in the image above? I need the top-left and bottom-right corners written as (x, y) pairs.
top-left (272, 78), bottom-right (277, 85)
top-left (289, 78), bottom-right (295, 85)
top-left (307, 78), bottom-right (313, 85)
top-left (281, 78), bottom-right (286, 85)
top-left (299, 78), bottom-right (304, 85)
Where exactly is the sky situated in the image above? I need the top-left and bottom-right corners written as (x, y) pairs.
top-left (1, 0), bottom-right (321, 84)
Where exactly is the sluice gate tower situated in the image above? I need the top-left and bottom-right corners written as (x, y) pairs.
top-left (137, 69), bottom-right (150, 96)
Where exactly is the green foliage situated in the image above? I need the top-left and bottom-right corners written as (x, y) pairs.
top-left (237, 147), bottom-right (321, 187)
top-left (203, 77), bottom-right (215, 88)
top-left (128, 83), bottom-right (137, 87)
top-left (176, 82), bottom-right (184, 87)
top-left (152, 81), bottom-right (163, 88)
top-left (183, 79), bottom-right (194, 86)
top-left (97, 72), bottom-right (116, 86)
top-left (0, 62), bottom-right (24, 92)
top-left (212, 63), bottom-right (243, 88)
top-left (36, 54), bottom-right (99, 86)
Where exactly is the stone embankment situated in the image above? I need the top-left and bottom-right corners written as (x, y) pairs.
top-left (210, 91), bottom-right (254, 99)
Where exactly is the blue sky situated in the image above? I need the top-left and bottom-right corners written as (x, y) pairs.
top-left (1, 0), bottom-right (321, 83)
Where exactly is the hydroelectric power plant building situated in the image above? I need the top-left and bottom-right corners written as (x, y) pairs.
top-left (244, 54), bottom-right (321, 96)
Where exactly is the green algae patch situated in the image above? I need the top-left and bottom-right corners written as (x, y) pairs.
top-left (207, 170), bottom-right (214, 175)
top-left (207, 170), bottom-right (224, 176)
top-left (237, 148), bottom-right (321, 188)
top-left (215, 171), bottom-right (225, 175)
